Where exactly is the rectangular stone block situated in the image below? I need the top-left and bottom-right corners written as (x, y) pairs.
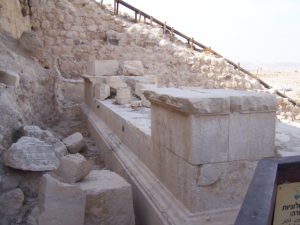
top-left (76, 170), bottom-right (135, 225)
top-left (87, 60), bottom-right (119, 76)
top-left (147, 88), bottom-right (276, 165)
top-left (228, 112), bottom-right (276, 161)
top-left (190, 115), bottom-right (229, 164)
top-left (116, 87), bottom-right (131, 105)
top-left (93, 83), bottom-right (110, 100)
top-left (37, 174), bottom-right (86, 225)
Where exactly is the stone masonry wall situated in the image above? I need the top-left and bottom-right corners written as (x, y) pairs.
top-left (29, 0), bottom-right (300, 120)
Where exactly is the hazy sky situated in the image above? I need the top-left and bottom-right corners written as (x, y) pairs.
top-left (110, 0), bottom-right (300, 64)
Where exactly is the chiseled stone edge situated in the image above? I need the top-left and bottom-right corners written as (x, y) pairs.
top-left (144, 88), bottom-right (230, 115)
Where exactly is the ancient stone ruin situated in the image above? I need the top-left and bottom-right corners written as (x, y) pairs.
top-left (0, 0), bottom-right (300, 225)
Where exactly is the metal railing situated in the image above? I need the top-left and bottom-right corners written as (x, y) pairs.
top-left (112, 0), bottom-right (298, 106)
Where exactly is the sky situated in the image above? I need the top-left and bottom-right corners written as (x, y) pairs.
top-left (107, 0), bottom-right (300, 66)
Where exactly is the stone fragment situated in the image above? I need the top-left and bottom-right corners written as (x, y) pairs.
top-left (17, 125), bottom-right (68, 158)
top-left (0, 188), bottom-right (24, 215)
top-left (54, 153), bottom-right (92, 183)
top-left (94, 83), bottom-right (110, 100)
top-left (63, 132), bottom-right (85, 154)
top-left (76, 170), bottom-right (135, 225)
top-left (37, 174), bottom-right (86, 225)
top-left (116, 87), bottom-right (131, 105)
top-left (0, 69), bottom-right (20, 87)
top-left (4, 137), bottom-right (59, 171)
top-left (120, 60), bottom-right (144, 76)
top-left (87, 60), bottom-right (119, 76)
top-left (105, 76), bottom-right (128, 89)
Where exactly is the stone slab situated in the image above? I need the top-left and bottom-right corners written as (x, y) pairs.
top-left (87, 60), bottom-right (119, 76)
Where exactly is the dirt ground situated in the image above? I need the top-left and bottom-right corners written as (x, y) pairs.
top-left (252, 70), bottom-right (300, 103)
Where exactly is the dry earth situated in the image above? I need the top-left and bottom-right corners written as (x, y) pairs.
top-left (254, 70), bottom-right (300, 103)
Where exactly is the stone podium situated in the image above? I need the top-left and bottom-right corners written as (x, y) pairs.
top-left (144, 88), bottom-right (276, 213)
top-left (82, 77), bottom-right (276, 225)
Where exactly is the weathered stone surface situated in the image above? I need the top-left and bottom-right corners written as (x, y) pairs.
top-left (87, 60), bottom-right (119, 76)
top-left (44, 136), bottom-right (68, 158)
top-left (148, 87), bottom-right (276, 164)
top-left (145, 87), bottom-right (230, 115)
top-left (37, 174), bottom-right (86, 225)
top-left (0, 188), bottom-right (24, 215)
top-left (0, 0), bottom-right (31, 38)
top-left (18, 125), bottom-right (45, 139)
top-left (120, 60), bottom-right (144, 76)
top-left (116, 87), bottom-right (131, 105)
top-left (0, 69), bottom-right (20, 87)
top-left (135, 83), bottom-right (154, 107)
top-left (76, 170), bottom-right (135, 225)
top-left (93, 83), bottom-right (110, 100)
top-left (54, 153), bottom-right (92, 183)
top-left (105, 76), bottom-right (128, 89)
top-left (63, 132), bottom-right (85, 154)
top-left (4, 137), bottom-right (59, 171)
top-left (16, 125), bottom-right (68, 158)
top-left (19, 31), bottom-right (43, 53)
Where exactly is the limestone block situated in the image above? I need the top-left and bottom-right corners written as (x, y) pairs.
top-left (54, 153), bottom-right (92, 183)
top-left (4, 137), bottom-right (59, 171)
top-left (93, 83), bottom-right (110, 100)
top-left (105, 76), bottom-right (128, 90)
top-left (87, 60), bottom-right (119, 76)
top-left (116, 87), bottom-right (131, 105)
top-left (17, 125), bottom-right (68, 158)
top-left (37, 174), bottom-right (86, 225)
top-left (76, 170), bottom-right (135, 225)
top-left (190, 115), bottom-right (229, 164)
top-left (63, 132), bottom-right (86, 154)
top-left (120, 60), bottom-right (144, 76)
top-left (0, 188), bottom-right (24, 215)
top-left (147, 88), bottom-right (276, 164)
top-left (144, 87), bottom-right (230, 115)
top-left (228, 112), bottom-right (275, 161)
top-left (0, 69), bottom-right (20, 87)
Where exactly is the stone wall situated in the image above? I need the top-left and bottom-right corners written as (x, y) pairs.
top-left (30, 0), bottom-right (262, 90)
top-left (0, 0), bottom-right (31, 38)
